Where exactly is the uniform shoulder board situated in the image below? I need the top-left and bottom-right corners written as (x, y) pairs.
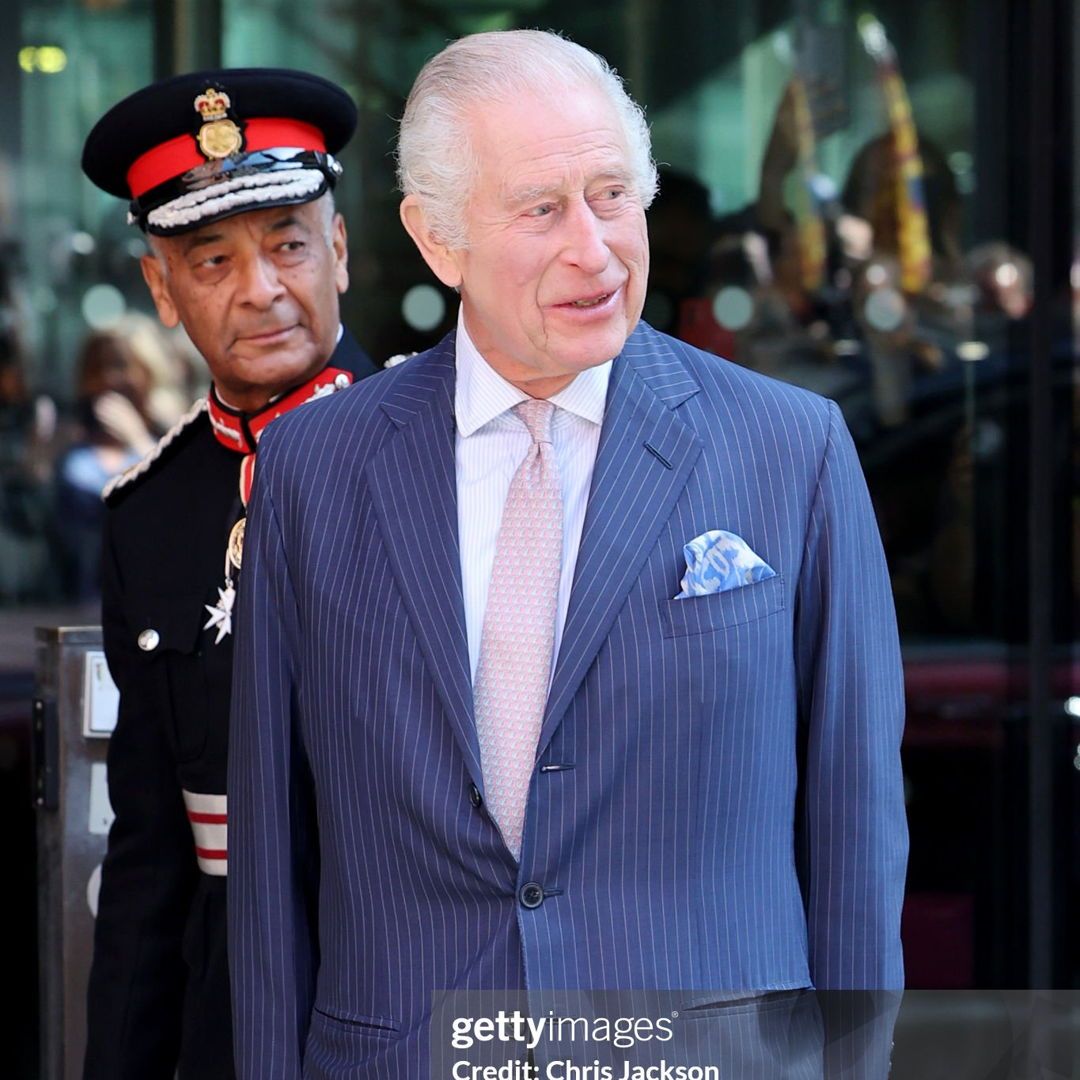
top-left (384, 351), bottom-right (419, 369)
top-left (102, 397), bottom-right (208, 505)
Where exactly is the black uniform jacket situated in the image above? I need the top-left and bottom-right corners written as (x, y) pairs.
top-left (83, 331), bottom-right (377, 1079)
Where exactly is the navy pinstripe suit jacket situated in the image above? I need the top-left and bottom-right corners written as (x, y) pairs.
top-left (228, 321), bottom-right (908, 1078)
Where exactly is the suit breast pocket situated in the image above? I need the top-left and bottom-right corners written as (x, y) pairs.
top-left (659, 574), bottom-right (785, 639)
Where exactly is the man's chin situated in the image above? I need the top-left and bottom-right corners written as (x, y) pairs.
top-left (221, 352), bottom-right (327, 403)
top-left (550, 326), bottom-right (631, 373)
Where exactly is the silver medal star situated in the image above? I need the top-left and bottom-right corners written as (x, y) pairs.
top-left (203, 582), bottom-right (236, 644)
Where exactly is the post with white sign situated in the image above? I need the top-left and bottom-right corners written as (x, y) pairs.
top-left (33, 627), bottom-right (117, 1080)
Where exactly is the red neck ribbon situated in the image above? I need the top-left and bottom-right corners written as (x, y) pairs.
top-left (206, 365), bottom-right (352, 504)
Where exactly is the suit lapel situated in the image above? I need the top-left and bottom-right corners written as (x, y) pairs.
top-left (537, 324), bottom-right (703, 759)
top-left (365, 326), bottom-right (702, 788)
top-left (365, 340), bottom-right (483, 791)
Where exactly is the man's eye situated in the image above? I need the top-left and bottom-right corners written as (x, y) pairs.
top-left (278, 240), bottom-right (306, 252)
top-left (198, 254), bottom-right (227, 269)
top-left (596, 187), bottom-right (625, 202)
top-left (525, 204), bottom-right (555, 218)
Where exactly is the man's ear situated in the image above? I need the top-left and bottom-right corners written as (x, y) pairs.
top-left (140, 252), bottom-right (180, 329)
top-left (399, 196), bottom-right (463, 289)
top-left (331, 212), bottom-right (349, 295)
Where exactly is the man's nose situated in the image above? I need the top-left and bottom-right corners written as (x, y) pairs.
top-left (561, 200), bottom-right (611, 276)
top-left (237, 252), bottom-right (286, 308)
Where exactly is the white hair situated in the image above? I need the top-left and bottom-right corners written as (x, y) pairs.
top-left (397, 29), bottom-right (658, 250)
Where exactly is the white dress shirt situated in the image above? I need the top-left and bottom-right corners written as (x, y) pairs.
top-left (454, 310), bottom-right (610, 684)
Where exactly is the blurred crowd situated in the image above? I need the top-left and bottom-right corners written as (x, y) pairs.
top-left (0, 287), bottom-right (202, 605)
top-left (644, 74), bottom-right (1061, 641)
top-left (647, 80), bottom-right (1035, 430)
top-left (0, 68), bottom-right (1071, 638)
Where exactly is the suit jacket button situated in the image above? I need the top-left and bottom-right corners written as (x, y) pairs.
top-left (468, 783), bottom-right (483, 809)
top-left (519, 882), bottom-right (544, 909)
top-left (137, 628), bottom-right (160, 652)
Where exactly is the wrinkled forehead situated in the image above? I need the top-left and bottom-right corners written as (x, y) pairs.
top-left (152, 197), bottom-right (330, 254)
top-left (465, 84), bottom-right (633, 197)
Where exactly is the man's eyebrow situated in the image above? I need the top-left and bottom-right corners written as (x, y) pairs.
top-left (181, 231), bottom-right (224, 253)
top-left (506, 170), bottom-right (634, 207)
top-left (589, 168), bottom-right (634, 188)
top-left (265, 213), bottom-right (307, 234)
top-left (179, 212), bottom-right (309, 253)
top-left (506, 182), bottom-right (561, 207)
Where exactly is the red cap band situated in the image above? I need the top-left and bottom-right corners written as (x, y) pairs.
top-left (126, 117), bottom-right (327, 198)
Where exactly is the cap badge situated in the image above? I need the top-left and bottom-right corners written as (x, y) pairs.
top-left (193, 87), bottom-right (244, 161)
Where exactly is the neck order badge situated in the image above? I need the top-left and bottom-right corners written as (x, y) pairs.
top-left (201, 364), bottom-right (354, 642)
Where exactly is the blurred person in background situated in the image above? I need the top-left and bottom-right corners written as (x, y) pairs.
top-left (54, 325), bottom-right (161, 602)
top-left (112, 311), bottom-right (205, 430)
top-left (79, 68), bottom-right (378, 1080)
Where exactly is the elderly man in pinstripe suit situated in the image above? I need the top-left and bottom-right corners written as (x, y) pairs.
top-left (228, 29), bottom-right (907, 1079)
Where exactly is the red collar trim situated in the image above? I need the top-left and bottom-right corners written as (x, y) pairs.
top-left (207, 365), bottom-right (353, 456)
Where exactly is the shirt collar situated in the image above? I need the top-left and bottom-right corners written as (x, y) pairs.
top-left (454, 307), bottom-right (612, 438)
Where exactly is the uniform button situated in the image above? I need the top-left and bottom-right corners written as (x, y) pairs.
top-left (519, 882), bottom-right (544, 909)
top-left (468, 783), bottom-right (483, 809)
top-left (137, 628), bottom-right (160, 652)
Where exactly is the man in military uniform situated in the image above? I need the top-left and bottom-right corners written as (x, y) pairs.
top-left (80, 69), bottom-right (378, 1079)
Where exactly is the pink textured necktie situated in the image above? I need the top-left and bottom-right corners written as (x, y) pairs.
top-left (473, 398), bottom-right (563, 860)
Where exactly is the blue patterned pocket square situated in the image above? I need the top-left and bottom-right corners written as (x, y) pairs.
top-left (676, 530), bottom-right (776, 599)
